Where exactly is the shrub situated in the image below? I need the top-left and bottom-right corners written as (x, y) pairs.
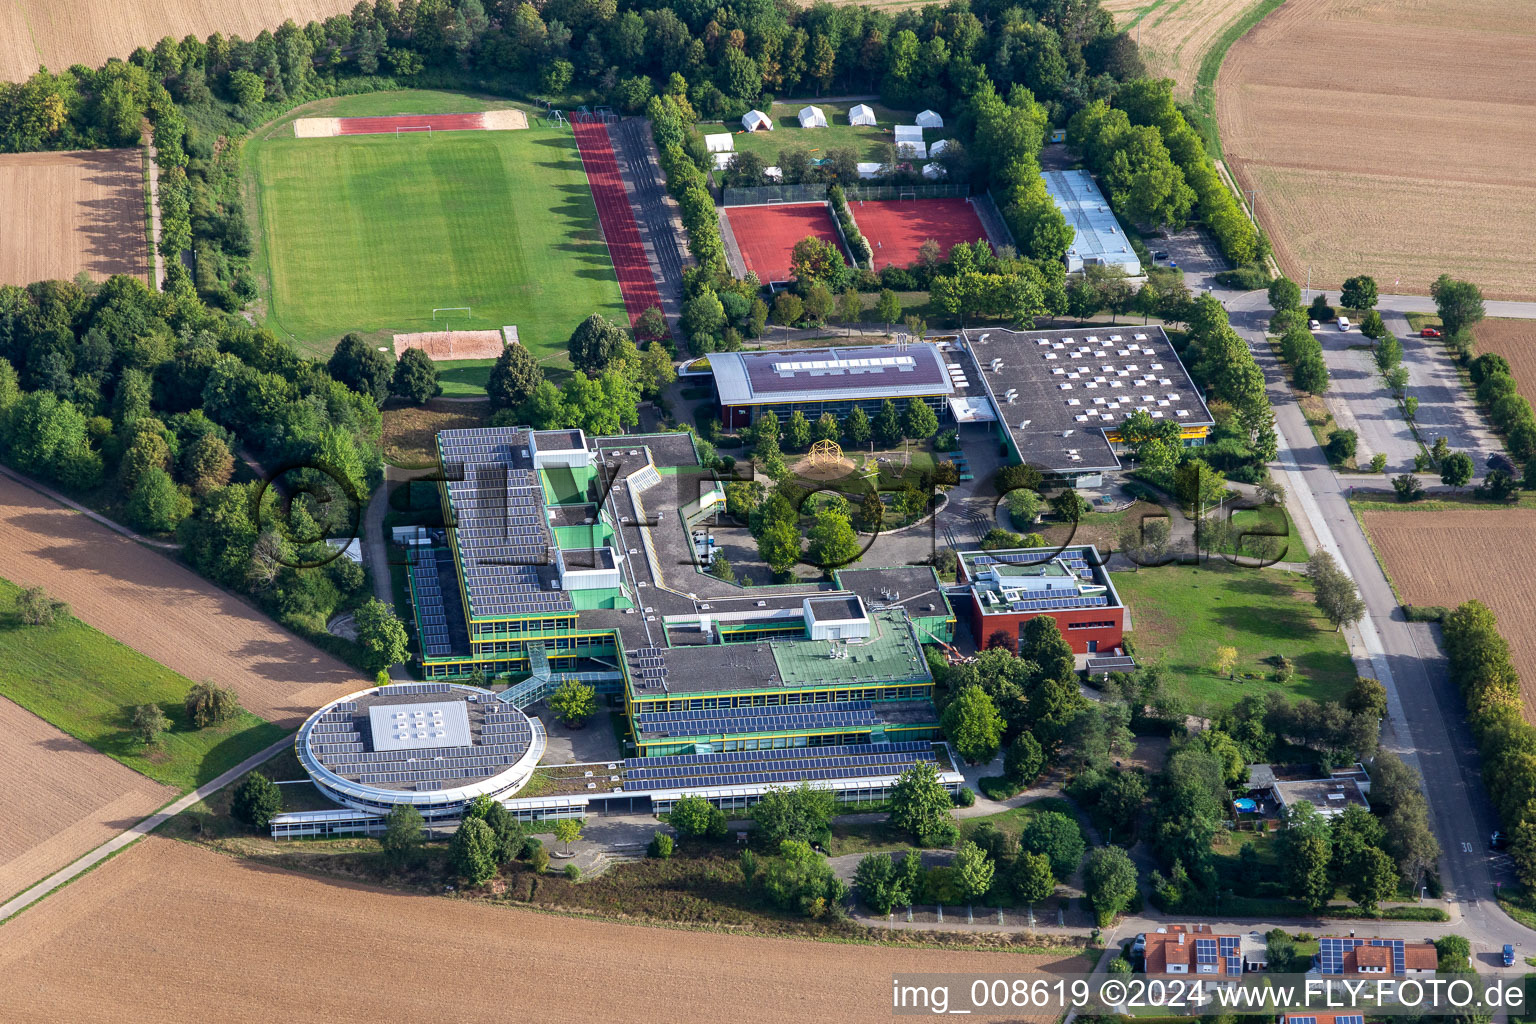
top-left (953, 787), bottom-right (976, 808)
top-left (529, 845), bottom-right (551, 873)
top-left (648, 832), bottom-right (674, 858)
top-left (15, 586), bottom-right (67, 626)
top-left (1325, 429), bottom-right (1357, 464)
top-left (564, 863), bottom-right (581, 881)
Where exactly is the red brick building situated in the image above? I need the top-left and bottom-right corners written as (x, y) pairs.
top-left (955, 546), bottom-right (1126, 656)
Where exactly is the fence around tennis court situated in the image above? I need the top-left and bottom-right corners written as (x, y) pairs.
top-left (720, 181), bottom-right (969, 207)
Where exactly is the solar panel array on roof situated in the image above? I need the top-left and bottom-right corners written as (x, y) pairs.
top-left (742, 346), bottom-right (948, 396)
top-left (411, 550), bottom-right (453, 657)
top-left (1008, 594), bottom-right (1109, 611)
top-left (437, 429), bottom-right (574, 619)
top-left (621, 741), bottom-right (940, 792)
top-left (1336, 1016), bottom-right (1365, 1024)
top-left (635, 700), bottom-right (880, 738)
top-left (1318, 938), bottom-right (1406, 975)
top-left (1194, 938), bottom-right (1218, 968)
top-left (1287, 1017), bottom-right (1317, 1024)
top-left (1218, 935), bottom-right (1241, 976)
top-left (630, 646), bottom-right (669, 689)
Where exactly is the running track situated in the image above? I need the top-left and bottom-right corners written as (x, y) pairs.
top-left (572, 121), bottom-right (663, 324)
top-left (335, 113), bottom-right (488, 134)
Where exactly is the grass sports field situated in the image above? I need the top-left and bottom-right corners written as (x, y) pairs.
top-left (251, 119), bottom-right (626, 358)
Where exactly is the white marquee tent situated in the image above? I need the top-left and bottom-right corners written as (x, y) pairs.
top-left (894, 124), bottom-right (924, 144)
top-left (928, 138), bottom-right (953, 158)
top-left (848, 103), bottom-right (877, 126)
top-left (705, 133), bottom-right (735, 153)
top-left (922, 162), bottom-right (946, 180)
top-left (896, 141), bottom-right (928, 160)
top-left (915, 109), bottom-right (944, 128)
top-left (798, 105), bottom-right (828, 128)
top-left (742, 110), bottom-right (773, 132)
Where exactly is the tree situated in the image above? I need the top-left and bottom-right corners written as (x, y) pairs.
top-left (568, 314), bottom-right (627, 375)
top-left (903, 398), bottom-right (938, 441)
top-left (1267, 276), bottom-right (1301, 312)
top-left (184, 680), bottom-right (239, 728)
top-left (806, 509), bottom-right (861, 570)
top-left (670, 794), bottom-right (728, 839)
top-left (889, 762), bottom-right (958, 845)
top-left (854, 851), bottom-right (908, 914)
top-left (552, 817), bottom-right (583, 855)
top-left (803, 283), bottom-right (835, 325)
top-left (1295, 353), bottom-right (1330, 394)
top-left (1308, 293), bottom-right (1335, 323)
top-left (15, 586), bottom-right (66, 626)
top-left (450, 816), bottom-right (498, 886)
top-left (546, 679), bottom-right (597, 727)
top-left (1004, 732), bottom-right (1045, 785)
top-left (128, 468), bottom-right (191, 533)
top-left (1326, 429), bottom-right (1357, 464)
top-left (954, 840), bottom-right (995, 905)
top-left (772, 291), bottom-right (804, 326)
top-left (858, 489), bottom-right (885, 533)
top-left (844, 405), bottom-right (871, 445)
top-left (354, 597), bottom-right (409, 673)
top-left (751, 784), bottom-right (838, 845)
top-left (875, 289), bottom-right (902, 331)
top-left (1440, 451), bottom-right (1474, 489)
top-left (1211, 645), bottom-right (1238, 679)
top-left (790, 236), bottom-right (844, 286)
top-left (230, 772), bottom-right (282, 829)
top-left (1431, 274), bottom-right (1485, 336)
top-left (784, 409), bottom-right (812, 450)
top-left (634, 306), bottom-right (668, 343)
top-left (130, 703), bottom-right (170, 746)
top-left (184, 434), bottom-right (234, 497)
top-left (1278, 805), bottom-right (1333, 911)
top-left (380, 804), bottom-right (425, 866)
top-left (874, 399), bottom-right (903, 447)
top-left (1012, 850), bottom-right (1056, 905)
top-left (1393, 473), bottom-right (1425, 502)
top-left (1340, 275), bottom-right (1378, 311)
top-left (1345, 845), bottom-right (1398, 912)
top-left (1083, 845), bottom-right (1137, 925)
top-left (1308, 549), bottom-right (1366, 631)
top-left (941, 685), bottom-right (1005, 764)
top-left (1020, 812), bottom-right (1086, 879)
top-left (1346, 677), bottom-right (1389, 719)
top-left (763, 839), bottom-right (848, 917)
top-left (757, 519), bottom-right (801, 575)
top-left (328, 333), bottom-right (393, 404)
top-left (486, 343), bottom-right (543, 410)
top-left (1436, 935), bottom-right (1473, 973)
top-left (392, 347), bottom-right (441, 404)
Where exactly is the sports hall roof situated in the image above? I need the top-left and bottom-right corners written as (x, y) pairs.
top-left (710, 343), bottom-right (954, 407)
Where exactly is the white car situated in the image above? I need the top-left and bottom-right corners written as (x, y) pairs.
top-left (1309, 319), bottom-right (1320, 330)
top-left (1338, 316), bottom-right (1352, 332)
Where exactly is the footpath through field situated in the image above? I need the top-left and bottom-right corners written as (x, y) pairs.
top-left (571, 121), bottom-right (664, 324)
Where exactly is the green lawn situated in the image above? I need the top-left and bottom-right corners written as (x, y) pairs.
top-left (1112, 561), bottom-right (1355, 710)
top-left (0, 578), bottom-right (289, 791)
top-left (435, 359), bottom-right (496, 395)
top-left (250, 119), bottom-right (626, 359)
top-left (703, 101), bottom-right (931, 164)
top-left (1213, 506), bottom-right (1308, 561)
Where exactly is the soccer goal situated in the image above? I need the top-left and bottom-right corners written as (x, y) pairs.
top-left (899, 190), bottom-right (918, 201)
top-left (395, 125), bottom-right (433, 138)
top-left (433, 307), bottom-right (472, 321)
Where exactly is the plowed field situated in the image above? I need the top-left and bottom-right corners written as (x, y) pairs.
top-left (1362, 508), bottom-right (1536, 712)
top-left (0, 476), bottom-right (364, 725)
top-left (0, 699), bottom-right (173, 903)
top-left (1104, 0), bottom-right (1268, 98)
top-left (1471, 320), bottom-right (1536, 397)
top-left (0, 837), bottom-right (1080, 1023)
top-left (0, 2), bottom-right (357, 83)
top-left (0, 149), bottom-right (146, 286)
top-left (1218, 0), bottom-right (1536, 299)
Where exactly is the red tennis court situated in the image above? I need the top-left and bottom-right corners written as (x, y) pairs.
top-left (851, 197), bottom-right (989, 269)
top-left (723, 203), bottom-right (842, 283)
top-left (335, 113), bottom-right (487, 135)
top-left (572, 121), bottom-right (663, 325)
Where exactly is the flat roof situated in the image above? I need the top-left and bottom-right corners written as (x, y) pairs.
top-left (367, 700), bottom-right (471, 751)
top-left (963, 326), bottom-right (1211, 473)
top-left (833, 566), bottom-right (952, 617)
top-left (532, 428), bottom-right (584, 451)
top-left (1044, 169), bottom-right (1141, 273)
top-left (562, 547), bottom-right (616, 570)
top-left (710, 343), bottom-right (955, 408)
top-left (805, 595), bottom-right (865, 623)
top-left (959, 545), bottom-right (1124, 615)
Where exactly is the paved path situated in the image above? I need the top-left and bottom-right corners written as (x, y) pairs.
top-left (1387, 310), bottom-right (1503, 466)
top-left (141, 127), bottom-right (162, 289)
top-left (0, 733), bottom-right (293, 926)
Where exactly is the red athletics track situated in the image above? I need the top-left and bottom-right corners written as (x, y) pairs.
top-left (723, 203), bottom-right (842, 283)
top-left (850, 197), bottom-right (989, 269)
top-left (335, 113), bottom-right (488, 134)
top-left (571, 122), bottom-right (663, 325)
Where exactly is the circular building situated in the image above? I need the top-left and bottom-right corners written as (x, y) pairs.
top-left (297, 683), bottom-right (543, 819)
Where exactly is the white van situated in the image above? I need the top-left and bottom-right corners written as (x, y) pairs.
top-left (1338, 316), bottom-right (1352, 332)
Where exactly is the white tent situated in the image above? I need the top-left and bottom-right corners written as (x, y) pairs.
top-left (915, 109), bottom-right (944, 129)
top-left (894, 124), bottom-right (924, 144)
top-left (704, 133), bottom-right (735, 153)
top-left (921, 162), bottom-right (946, 180)
top-left (896, 141), bottom-right (927, 160)
top-left (742, 110), bottom-right (773, 132)
top-left (797, 105), bottom-right (828, 128)
top-left (848, 103), bottom-right (877, 126)
top-left (856, 162), bottom-right (882, 179)
top-left (713, 152), bottom-right (733, 171)
top-left (928, 138), bottom-right (953, 158)
top-left (764, 166), bottom-right (783, 181)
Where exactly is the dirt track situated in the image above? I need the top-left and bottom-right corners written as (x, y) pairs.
top-left (0, 476), bottom-right (365, 726)
top-left (1218, 0), bottom-right (1536, 299)
top-left (0, 837), bottom-right (1079, 1023)
top-left (0, 700), bottom-right (173, 903)
top-left (0, 149), bottom-right (146, 286)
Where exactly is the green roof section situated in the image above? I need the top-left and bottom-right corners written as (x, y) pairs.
top-left (569, 587), bottom-right (633, 611)
top-left (540, 464), bottom-right (595, 506)
top-left (771, 609), bottom-right (929, 687)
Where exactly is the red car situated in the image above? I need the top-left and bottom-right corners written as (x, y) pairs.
top-left (1421, 326), bottom-right (1442, 338)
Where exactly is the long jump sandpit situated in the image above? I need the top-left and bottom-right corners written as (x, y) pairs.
top-left (293, 109), bottom-right (528, 138)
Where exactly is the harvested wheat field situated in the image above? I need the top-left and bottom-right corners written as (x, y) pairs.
top-left (0, 699), bottom-right (173, 904)
top-left (1363, 508), bottom-right (1536, 711)
top-left (1218, 0), bottom-right (1536, 299)
top-left (1104, 0), bottom-right (1269, 98)
top-left (1472, 319), bottom-right (1536, 396)
top-left (0, 149), bottom-right (146, 286)
top-left (0, 1), bottom-right (357, 83)
top-left (0, 476), bottom-right (365, 725)
top-left (0, 837), bottom-right (1080, 1024)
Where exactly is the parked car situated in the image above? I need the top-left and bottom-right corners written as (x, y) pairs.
top-left (1152, 250), bottom-right (1169, 260)
top-left (1132, 934), bottom-right (1147, 959)
top-left (1338, 316), bottom-right (1352, 332)
top-left (1309, 319), bottom-right (1321, 331)
top-left (1421, 326), bottom-right (1442, 338)
top-left (1492, 830), bottom-right (1510, 850)
top-left (1504, 944), bottom-right (1516, 967)
top-left (1490, 453), bottom-right (1518, 476)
